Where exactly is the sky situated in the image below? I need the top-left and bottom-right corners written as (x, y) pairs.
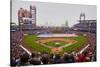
top-left (11, 0), bottom-right (97, 27)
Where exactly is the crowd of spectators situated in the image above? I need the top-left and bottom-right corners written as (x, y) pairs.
top-left (11, 31), bottom-right (96, 66)
top-left (11, 48), bottom-right (96, 66)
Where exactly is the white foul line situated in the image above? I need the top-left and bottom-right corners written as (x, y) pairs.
top-left (19, 45), bottom-right (31, 55)
top-left (79, 44), bottom-right (90, 54)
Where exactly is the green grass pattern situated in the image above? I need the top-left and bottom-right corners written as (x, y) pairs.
top-left (23, 35), bottom-right (87, 53)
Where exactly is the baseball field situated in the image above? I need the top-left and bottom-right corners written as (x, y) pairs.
top-left (23, 34), bottom-right (88, 54)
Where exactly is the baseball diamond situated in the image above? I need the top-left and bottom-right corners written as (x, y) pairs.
top-left (23, 33), bottom-right (88, 54)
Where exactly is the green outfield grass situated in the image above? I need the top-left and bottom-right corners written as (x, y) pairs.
top-left (23, 35), bottom-right (51, 53)
top-left (23, 34), bottom-right (88, 54)
top-left (63, 36), bottom-right (88, 53)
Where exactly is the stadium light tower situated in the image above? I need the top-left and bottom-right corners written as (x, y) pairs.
top-left (80, 13), bottom-right (85, 23)
top-left (30, 5), bottom-right (36, 27)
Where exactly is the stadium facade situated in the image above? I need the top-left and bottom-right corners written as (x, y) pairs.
top-left (11, 11), bottom-right (96, 34)
top-left (18, 5), bottom-right (36, 30)
top-left (72, 13), bottom-right (96, 33)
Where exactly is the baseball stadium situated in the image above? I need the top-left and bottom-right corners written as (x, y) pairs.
top-left (11, 1), bottom-right (96, 66)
